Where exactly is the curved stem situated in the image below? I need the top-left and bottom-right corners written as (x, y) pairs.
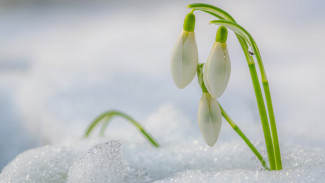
top-left (252, 42), bottom-right (282, 170)
top-left (247, 61), bottom-right (276, 170)
top-left (212, 20), bottom-right (282, 170)
top-left (236, 35), bottom-right (277, 170)
top-left (234, 25), bottom-right (282, 170)
top-left (219, 104), bottom-right (269, 170)
top-left (84, 112), bottom-right (107, 137)
top-left (84, 110), bottom-right (160, 148)
top-left (99, 115), bottom-right (114, 137)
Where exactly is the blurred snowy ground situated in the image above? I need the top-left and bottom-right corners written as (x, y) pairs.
top-left (0, 0), bottom-right (325, 173)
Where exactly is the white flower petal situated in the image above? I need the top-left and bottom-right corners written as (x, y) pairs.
top-left (203, 42), bottom-right (231, 98)
top-left (198, 93), bottom-right (222, 147)
top-left (171, 30), bottom-right (198, 89)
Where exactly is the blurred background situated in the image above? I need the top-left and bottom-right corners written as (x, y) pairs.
top-left (1, 0), bottom-right (324, 170)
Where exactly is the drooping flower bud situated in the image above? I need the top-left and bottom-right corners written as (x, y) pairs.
top-left (170, 12), bottom-right (198, 89)
top-left (203, 26), bottom-right (231, 98)
top-left (198, 92), bottom-right (222, 147)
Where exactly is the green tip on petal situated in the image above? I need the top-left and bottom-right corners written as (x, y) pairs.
top-left (215, 26), bottom-right (228, 43)
top-left (183, 12), bottom-right (195, 32)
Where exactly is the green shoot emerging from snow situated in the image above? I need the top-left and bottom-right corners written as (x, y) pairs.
top-left (170, 3), bottom-right (282, 170)
top-left (84, 110), bottom-right (160, 148)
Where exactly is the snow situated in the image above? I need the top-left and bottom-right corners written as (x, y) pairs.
top-left (0, 144), bottom-right (83, 183)
top-left (154, 144), bottom-right (325, 183)
top-left (1, 0), bottom-right (325, 182)
top-left (1, 92), bottom-right (325, 183)
top-left (1, 138), bottom-right (324, 183)
top-left (66, 140), bottom-right (129, 183)
top-left (1, 104), bottom-right (325, 183)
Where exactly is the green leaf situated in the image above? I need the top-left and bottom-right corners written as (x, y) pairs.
top-left (187, 3), bottom-right (235, 22)
top-left (84, 110), bottom-right (160, 148)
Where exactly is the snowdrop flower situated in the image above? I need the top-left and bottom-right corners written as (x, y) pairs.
top-left (198, 92), bottom-right (222, 147)
top-left (171, 12), bottom-right (198, 89)
top-left (203, 26), bottom-right (231, 98)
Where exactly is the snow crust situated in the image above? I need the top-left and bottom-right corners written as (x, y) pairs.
top-left (155, 145), bottom-right (325, 183)
top-left (1, 104), bottom-right (324, 183)
top-left (1, 138), bottom-right (324, 183)
top-left (0, 144), bottom-right (82, 183)
top-left (66, 140), bottom-right (149, 183)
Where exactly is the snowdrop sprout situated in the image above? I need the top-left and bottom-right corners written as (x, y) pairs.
top-left (197, 63), bottom-right (268, 169)
top-left (197, 92), bottom-right (222, 147)
top-left (170, 12), bottom-right (198, 89)
top-left (171, 3), bottom-right (283, 170)
top-left (203, 26), bottom-right (231, 98)
top-left (84, 110), bottom-right (160, 148)
top-left (197, 63), bottom-right (223, 147)
top-left (209, 18), bottom-right (282, 170)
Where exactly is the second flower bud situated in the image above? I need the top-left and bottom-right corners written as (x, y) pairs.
top-left (203, 26), bottom-right (231, 98)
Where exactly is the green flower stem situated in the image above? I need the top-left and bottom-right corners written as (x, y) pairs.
top-left (197, 63), bottom-right (208, 93)
top-left (263, 81), bottom-right (282, 170)
top-left (84, 110), bottom-right (160, 148)
top-left (235, 34), bottom-right (277, 171)
top-left (247, 60), bottom-right (276, 170)
top-left (219, 104), bottom-right (269, 170)
top-left (211, 20), bottom-right (282, 170)
top-left (224, 22), bottom-right (282, 170)
top-left (249, 36), bottom-right (282, 170)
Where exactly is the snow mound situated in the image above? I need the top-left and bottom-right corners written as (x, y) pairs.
top-left (67, 140), bottom-right (128, 183)
top-left (1, 138), bottom-right (324, 183)
top-left (67, 140), bottom-right (150, 183)
top-left (153, 144), bottom-right (325, 183)
top-left (0, 144), bottom-right (81, 183)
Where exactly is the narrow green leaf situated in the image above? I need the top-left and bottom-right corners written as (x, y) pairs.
top-left (188, 3), bottom-right (235, 22)
top-left (84, 110), bottom-right (160, 148)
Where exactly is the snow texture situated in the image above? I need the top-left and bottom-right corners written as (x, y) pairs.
top-left (1, 104), bottom-right (325, 183)
top-left (0, 144), bottom-right (81, 183)
top-left (154, 145), bottom-right (325, 183)
top-left (1, 138), bottom-right (324, 183)
top-left (66, 140), bottom-right (148, 183)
